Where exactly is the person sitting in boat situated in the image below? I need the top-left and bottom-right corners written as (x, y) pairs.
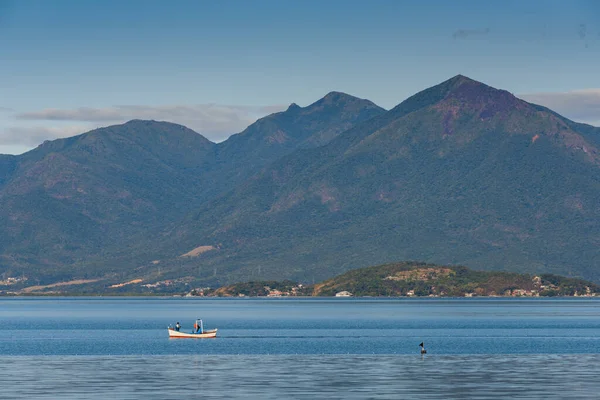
top-left (175, 322), bottom-right (181, 332)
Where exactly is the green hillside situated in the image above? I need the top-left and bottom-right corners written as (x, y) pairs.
top-left (311, 261), bottom-right (599, 297)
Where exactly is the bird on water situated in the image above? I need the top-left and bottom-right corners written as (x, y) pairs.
top-left (419, 342), bottom-right (427, 354)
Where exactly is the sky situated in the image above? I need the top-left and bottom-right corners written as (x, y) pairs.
top-left (1, 0), bottom-right (599, 155)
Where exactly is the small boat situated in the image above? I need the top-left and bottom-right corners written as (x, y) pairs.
top-left (168, 319), bottom-right (217, 338)
top-left (167, 328), bottom-right (217, 338)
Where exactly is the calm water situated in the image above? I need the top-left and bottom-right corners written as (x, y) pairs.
top-left (1, 297), bottom-right (599, 398)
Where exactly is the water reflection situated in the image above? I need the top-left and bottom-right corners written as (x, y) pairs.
top-left (3, 355), bottom-right (600, 399)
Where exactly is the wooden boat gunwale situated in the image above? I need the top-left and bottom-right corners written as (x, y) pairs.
top-left (167, 327), bottom-right (218, 338)
top-left (167, 319), bottom-right (218, 338)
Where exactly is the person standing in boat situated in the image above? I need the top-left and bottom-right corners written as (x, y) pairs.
top-left (175, 322), bottom-right (181, 332)
top-left (193, 320), bottom-right (199, 333)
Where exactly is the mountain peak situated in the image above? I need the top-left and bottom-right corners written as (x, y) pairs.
top-left (306, 91), bottom-right (385, 114)
top-left (447, 74), bottom-right (476, 85)
top-left (324, 90), bottom-right (350, 98)
top-left (286, 103), bottom-right (301, 112)
top-left (122, 119), bottom-right (193, 130)
top-left (387, 74), bottom-right (522, 122)
top-left (437, 74), bottom-right (500, 96)
top-left (437, 75), bottom-right (523, 116)
top-left (321, 91), bottom-right (360, 103)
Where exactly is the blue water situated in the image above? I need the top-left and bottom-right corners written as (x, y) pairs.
top-left (1, 297), bottom-right (600, 398)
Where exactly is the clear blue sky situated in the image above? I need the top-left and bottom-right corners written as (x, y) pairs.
top-left (1, 0), bottom-right (599, 154)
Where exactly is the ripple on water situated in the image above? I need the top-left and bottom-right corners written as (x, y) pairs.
top-left (2, 354), bottom-right (600, 399)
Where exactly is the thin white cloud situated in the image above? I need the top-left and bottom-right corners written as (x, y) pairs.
top-left (16, 104), bottom-right (286, 142)
top-left (452, 28), bottom-right (490, 39)
top-left (519, 89), bottom-right (600, 127)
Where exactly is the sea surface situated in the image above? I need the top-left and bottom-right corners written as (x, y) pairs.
top-left (1, 297), bottom-right (599, 398)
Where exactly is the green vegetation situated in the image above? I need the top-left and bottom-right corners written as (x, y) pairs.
top-left (311, 261), bottom-right (600, 297)
top-left (205, 261), bottom-right (600, 298)
top-left (210, 280), bottom-right (310, 297)
top-left (3, 260), bottom-right (598, 297)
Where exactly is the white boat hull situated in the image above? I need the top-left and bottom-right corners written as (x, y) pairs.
top-left (168, 328), bottom-right (217, 338)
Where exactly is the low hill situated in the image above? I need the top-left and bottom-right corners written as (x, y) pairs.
top-left (311, 261), bottom-right (599, 297)
top-left (207, 261), bottom-right (600, 298)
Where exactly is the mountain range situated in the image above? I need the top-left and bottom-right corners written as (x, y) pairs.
top-left (1, 75), bottom-right (599, 292)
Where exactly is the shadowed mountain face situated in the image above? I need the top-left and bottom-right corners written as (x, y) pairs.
top-left (205, 92), bottom-right (385, 196)
top-left (0, 155), bottom-right (17, 188)
top-left (0, 95), bottom-right (385, 282)
top-left (0, 120), bottom-right (217, 278)
top-left (162, 76), bottom-right (600, 285)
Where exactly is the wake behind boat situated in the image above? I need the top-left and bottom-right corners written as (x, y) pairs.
top-left (168, 319), bottom-right (217, 338)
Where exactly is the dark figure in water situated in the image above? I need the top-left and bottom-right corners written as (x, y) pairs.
top-left (419, 342), bottom-right (427, 354)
